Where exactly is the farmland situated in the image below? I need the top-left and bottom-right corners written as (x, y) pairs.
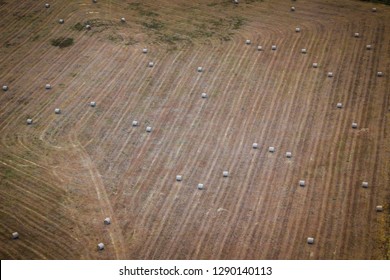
top-left (0, 0), bottom-right (389, 259)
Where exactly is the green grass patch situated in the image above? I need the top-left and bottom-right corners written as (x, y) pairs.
top-left (142, 19), bottom-right (164, 30)
top-left (72, 22), bottom-right (84, 31)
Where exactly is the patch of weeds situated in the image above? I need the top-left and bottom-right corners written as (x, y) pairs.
top-left (125, 37), bottom-right (138, 45)
top-left (231, 16), bottom-right (244, 30)
top-left (31, 34), bottom-right (40, 41)
top-left (140, 10), bottom-right (159, 17)
top-left (107, 33), bottom-right (123, 43)
top-left (72, 22), bottom-right (84, 31)
top-left (51, 37), bottom-right (74, 48)
top-left (70, 72), bottom-right (77, 77)
top-left (142, 19), bottom-right (164, 30)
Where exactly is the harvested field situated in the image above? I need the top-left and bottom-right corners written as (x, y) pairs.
top-left (0, 0), bottom-right (389, 260)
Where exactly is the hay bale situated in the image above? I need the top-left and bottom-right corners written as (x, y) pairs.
top-left (142, 48), bottom-right (148, 53)
top-left (59, 19), bottom-right (64, 24)
top-left (337, 103), bottom-right (343, 108)
top-left (312, 63), bottom-right (318, 68)
top-left (146, 126), bottom-right (152, 132)
top-left (132, 120), bottom-right (138, 127)
top-left (45, 3), bottom-right (50, 8)
top-left (176, 175), bottom-right (182, 181)
top-left (93, 0), bottom-right (97, 3)
top-left (245, 39), bottom-right (251, 45)
top-left (257, 46), bottom-right (263, 51)
top-left (97, 243), bottom-right (104, 250)
top-left (362, 181), bottom-right (368, 188)
top-left (252, 143), bottom-right (258, 149)
top-left (197, 183), bottom-right (204, 190)
top-left (307, 237), bottom-right (314, 244)
top-left (372, 7), bottom-right (377, 12)
top-left (376, 205), bottom-right (383, 212)
top-left (90, 101), bottom-right (96, 107)
top-left (291, 6), bottom-right (295, 11)
top-left (301, 48), bottom-right (307, 54)
top-left (299, 180), bottom-right (305, 187)
top-left (54, 108), bottom-right (61, 114)
top-left (366, 45), bottom-right (372, 50)
top-left (2, 85), bottom-right (8, 91)
top-left (12, 232), bottom-right (19, 239)
top-left (223, 171), bottom-right (229, 177)
top-left (201, 93), bottom-right (208, 98)
top-left (121, 17), bottom-right (126, 23)
top-left (377, 72), bottom-right (383, 77)
top-left (352, 122), bottom-right (358, 129)
top-left (354, 32), bottom-right (360, 38)
top-left (104, 217), bottom-right (111, 225)
top-left (286, 152), bottom-right (292, 158)
top-left (234, 0), bottom-right (239, 4)
top-left (45, 84), bottom-right (51, 89)
top-left (327, 72), bottom-right (333, 77)
top-left (27, 119), bottom-right (33, 125)
top-left (197, 67), bottom-right (203, 72)
top-left (295, 27), bottom-right (301, 32)
top-left (86, 24), bottom-right (91, 30)
top-left (148, 62), bottom-right (154, 67)
top-left (269, 146), bottom-right (275, 153)
top-left (271, 45), bottom-right (277, 50)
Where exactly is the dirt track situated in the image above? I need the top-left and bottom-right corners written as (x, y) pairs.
top-left (0, 0), bottom-right (389, 259)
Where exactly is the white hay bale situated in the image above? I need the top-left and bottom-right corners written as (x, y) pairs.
top-left (148, 62), bottom-right (154, 67)
top-left (352, 122), bottom-right (358, 129)
top-left (245, 39), bottom-right (251, 45)
top-left (45, 84), bottom-right (51, 89)
top-left (295, 27), bottom-right (301, 32)
top-left (223, 171), bottom-right (229, 177)
top-left (27, 119), bottom-right (33, 125)
top-left (372, 7), bottom-right (377, 12)
top-left (271, 45), bottom-right (277, 50)
top-left (257, 45), bottom-right (263, 51)
top-left (93, 0), bottom-right (97, 3)
top-left (362, 181), bottom-right (368, 188)
top-left (327, 72), bottom-right (333, 77)
top-left (301, 48), bottom-right (307, 54)
top-left (54, 108), bottom-right (61, 114)
top-left (376, 205), bottom-right (383, 212)
top-left (97, 243), bottom-right (104, 250)
top-left (299, 180), bottom-right (305, 187)
top-left (377, 72), bottom-right (383, 77)
top-left (307, 237), bottom-right (314, 244)
top-left (2, 85), bottom-right (8, 91)
top-left (142, 48), bottom-right (148, 53)
top-left (252, 143), bottom-right (258, 149)
top-left (45, 3), bottom-right (50, 8)
top-left (366, 45), bottom-right (372, 50)
top-left (354, 32), bottom-right (360, 38)
top-left (201, 92), bottom-right (208, 98)
top-left (268, 146), bottom-right (275, 153)
top-left (86, 24), bottom-right (91, 30)
top-left (337, 103), bottom-right (343, 108)
top-left (234, 0), bottom-right (239, 4)
top-left (197, 67), bottom-right (203, 72)
top-left (90, 101), bottom-right (96, 107)
top-left (132, 120), bottom-right (138, 127)
top-left (176, 175), bottom-right (182, 181)
top-left (312, 63), bottom-right (318, 68)
top-left (12, 232), bottom-right (19, 239)
top-left (197, 183), bottom-right (204, 190)
top-left (121, 17), bottom-right (126, 23)
top-left (146, 126), bottom-right (152, 132)
top-left (59, 19), bottom-right (64, 24)
top-left (104, 217), bottom-right (111, 225)
top-left (291, 6), bottom-right (295, 11)
top-left (286, 152), bottom-right (292, 158)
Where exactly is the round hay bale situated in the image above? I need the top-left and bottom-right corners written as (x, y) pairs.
top-left (327, 72), bottom-right (333, 77)
top-left (286, 152), bottom-right (292, 158)
top-left (268, 146), bottom-right (275, 153)
top-left (45, 3), bottom-right (50, 8)
top-left (86, 24), bottom-right (91, 30)
top-left (295, 27), bottom-right (301, 32)
top-left (372, 7), bottom-right (377, 12)
top-left (148, 62), bottom-right (154, 67)
top-left (376, 205), bottom-right (383, 212)
top-left (271, 45), bottom-right (277, 50)
top-left (197, 67), bottom-right (203, 72)
top-left (354, 32), bottom-right (360, 38)
top-left (307, 237), bottom-right (314, 244)
top-left (104, 217), bottom-right (111, 225)
top-left (142, 48), bottom-right (148, 54)
top-left (337, 103), bottom-right (343, 108)
top-left (245, 39), bottom-right (251, 45)
top-left (252, 143), bottom-right (258, 149)
top-left (201, 92), bottom-right (208, 98)
top-left (121, 17), bottom-right (126, 23)
top-left (312, 63), bottom-right (318, 68)
top-left (197, 183), bottom-right (204, 190)
top-left (176, 175), bottom-right (182, 181)
top-left (2, 85), bottom-right (8, 91)
top-left (234, 0), bottom-right (239, 4)
top-left (90, 101), bottom-right (96, 107)
top-left (54, 108), bottom-right (61, 114)
top-left (352, 122), bottom-right (358, 129)
top-left (146, 126), bottom-right (152, 132)
top-left (45, 84), bottom-right (51, 89)
top-left (27, 119), bottom-right (33, 125)
top-left (291, 6), bottom-right (295, 11)
top-left (223, 171), bottom-right (229, 177)
top-left (362, 181), bottom-right (368, 188)
top-left (301, 48), bottom-right (307, 54)
top-left (59, 19), bottom-right (64, 24)
top-left (257, 46), bottom-right (263, 51)
top-left (93, 0), bottom-right (97, 3)
top-left (97, 243), bottom-right (104, 250)
top-left (377, 72), bottom-right (383, 77)
top-left (12, 232), bottom-right (19, 239)
top-left (299, 180), bottom-right (305, 187)
top-left (132, 120), bottom-right (138, 127)
top-left (366, 45), bottom-right (372, 50)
